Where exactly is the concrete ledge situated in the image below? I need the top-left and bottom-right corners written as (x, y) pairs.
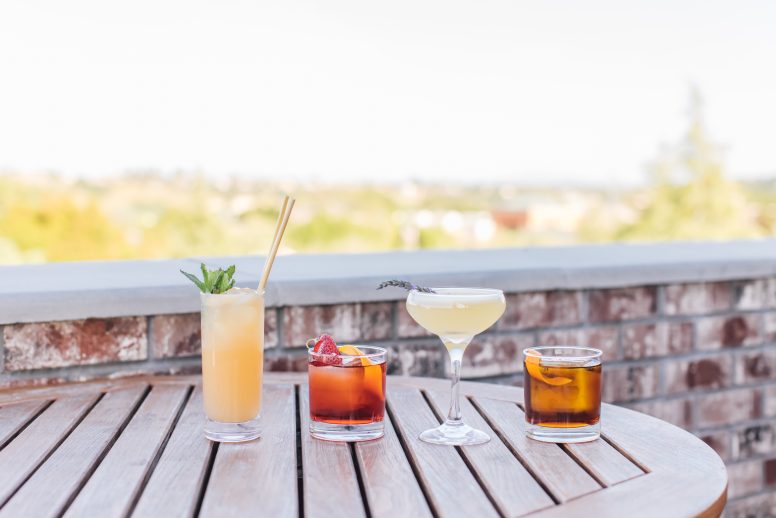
top-left (3, 240), bottom-right (776, 324)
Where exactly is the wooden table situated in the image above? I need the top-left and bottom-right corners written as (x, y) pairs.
top-left (0, 373), bottom-right (727, 518)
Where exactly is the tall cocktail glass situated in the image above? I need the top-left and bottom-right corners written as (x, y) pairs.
top-left (406, 287), bottom-right (506, 445)
top-left (200, 287), bottom-right (264, 442)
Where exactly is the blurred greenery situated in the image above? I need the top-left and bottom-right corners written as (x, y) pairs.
top-left (1, 91), bottom-right (774, 265)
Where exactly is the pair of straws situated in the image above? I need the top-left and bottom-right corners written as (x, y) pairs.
top-left (258, 195), bottom-right (295, 291)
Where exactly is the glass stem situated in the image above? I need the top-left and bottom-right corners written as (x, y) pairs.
top-left (446, 347), bottom-right (465, 424)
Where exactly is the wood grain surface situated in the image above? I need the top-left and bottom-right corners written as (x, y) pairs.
top-left (0, 374), bottom-right (726, 518)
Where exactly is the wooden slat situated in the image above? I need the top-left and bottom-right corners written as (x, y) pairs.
top-left (132, 386), bottom-right (212, 518)
top-left (0, 400), bottom-right (48, 446)
top-left (0, 394), bottom-right (99, 506)
top-left (300, 385), bottom-right (367, 518)
top-left (473, 396), bottom-right (601, 503)
top-left (64, 384), bottom-right (189, 518)
top-left (0, 385), bottom-right (147, 517)
top-left (353, 408), bottom-right (433, 518)
top-left (425, 390), bottom-right (555, 516)
top-left (526, 404), bottom-right (728, 518)
top-left (562, 438), bottom-right (643, 487)
top-left (199, 384), bottom-right (298, 518)
top-left (387, 387), bottom-right (500, 518)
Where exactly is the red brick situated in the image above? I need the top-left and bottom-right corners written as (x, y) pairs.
top-left (588, 287), bottom-right (657, 323)
top-left (766, 384), bottom-right (776, 417)
top-left (536, 328), bottom-right (584, 347)
top-left (700, 430), bottom-right (731, 461)
top-left (3, 317), bottom-right (147, 371)
top-left (389, 343), bottom-right (446, 377)
top-left (664, 282), bottom-right (731, 315)
top-left (396, 303), bottom-right (432, 338)
top-left (696, 314), bottom-right (761, 350)
top-left (664, 354), bottom-right (732, 394)
top-left (536, 327), bottom-right (619, 361)
top-left (697, 388), bottom-right (762, 428)
top-left (264, 308), bottom-right (279, 348)
top-left (727, 460), bottom-right (764, 499)
top-left (151, 313), bottom-right (200, 358)
top-left (734, 278), bottom-right (776, 310)
top-left (602, 364), bottom-right (660, 403)
top-left (359, 302), bottom-right (393, 341)
top-left (500, 291), bottom-right (581, 330)
top-left (736, 349), bottom-right (776, 385)
top-left (625, 398), bottom-right (693, 429)
top-left (264, 352), bottom-right (308, 373)
top-left (462, 334), bottom-right (533, 378)
top-left (763, 311), bottom-right (776, 342)
top-left (733, 424), bottom-right (776, 460)
top-left (282, 304), bottom-right (360, 346)
top-left (622, 322), bottom-right (693, 359)
top-left (585, 326), bottom-right (620, 361)
top-left (725, 491), bottom-right (776, 518)
top-left (766, 458), bottom-right (776, 487)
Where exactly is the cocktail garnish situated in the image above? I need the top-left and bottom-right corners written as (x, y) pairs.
top-left (376, 280), bottom-right (435, 293)
top-left (310, 334), bottom-right (341, 365)
top-left (180, 263), bottom-right (237, 294)
top-left (524, 348), bottom-right (573, 386)
top-left (339, 344), bottom-right (373, 366)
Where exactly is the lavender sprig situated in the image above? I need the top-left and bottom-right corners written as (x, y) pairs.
top-left (376, 280), bottom-right (435, 293)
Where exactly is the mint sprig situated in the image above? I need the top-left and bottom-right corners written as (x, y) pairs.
top-left (180, 263), bottom-right (237, 294)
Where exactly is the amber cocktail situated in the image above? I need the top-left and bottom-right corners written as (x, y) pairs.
top-left (523, 346), bottom-right (602, 443)
top-left (308, 338), bottom-right (386, 442)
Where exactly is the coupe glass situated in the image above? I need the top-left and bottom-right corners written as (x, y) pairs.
top-left (406, 287), bottom-right (506, 445)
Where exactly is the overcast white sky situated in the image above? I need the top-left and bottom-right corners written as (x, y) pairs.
top-left (0, 0), bottom-right (774, 186)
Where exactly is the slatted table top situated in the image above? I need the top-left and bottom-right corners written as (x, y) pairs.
top-left (0, 373), bottom-right (726, 518)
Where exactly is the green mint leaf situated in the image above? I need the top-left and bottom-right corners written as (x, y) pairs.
top-left (200, 263), bottom-right (209, 286)
top-left (180, 270), bottom-right (206, 292)
top-left (183, 264), bottom-right (237, 294)
top-left (210, 271), bottom-right (225, 294)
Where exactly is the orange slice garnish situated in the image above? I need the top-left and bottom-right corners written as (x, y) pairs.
top-left (524, 348), bottom-right (573, 386)
top-left (338, 345), bottom-right (373, 366)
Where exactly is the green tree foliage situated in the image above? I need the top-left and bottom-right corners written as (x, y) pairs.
top-left (0, 197), bottom-right (129, 262)
top-left (617, 88), bottom-right (759, 241)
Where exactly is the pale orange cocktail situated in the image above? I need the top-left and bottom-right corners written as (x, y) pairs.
top-left (200, 287), bottom-right (263, 441)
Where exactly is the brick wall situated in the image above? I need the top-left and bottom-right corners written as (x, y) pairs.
top-left (2, 280), bottom-right (776, 515)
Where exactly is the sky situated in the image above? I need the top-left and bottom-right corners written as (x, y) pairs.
top-left (0, 0), bottom-right (775, 186)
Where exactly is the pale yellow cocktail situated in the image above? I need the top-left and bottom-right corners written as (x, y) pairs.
top-left (406, 288), bottom-right (506, 353)
top-left (406, 287), bottom-right (506, 445)
top-left (200, 288), bottom-right (263, 439)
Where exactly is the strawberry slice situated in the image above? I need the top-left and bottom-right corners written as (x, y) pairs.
top-left (311, 334), bottom-right (341, 366)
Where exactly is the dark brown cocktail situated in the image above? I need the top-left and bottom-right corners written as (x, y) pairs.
top-left (523, 347), bottom-right (602, 443)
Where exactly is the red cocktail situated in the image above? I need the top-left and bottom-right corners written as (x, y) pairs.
top-left (308, 335), bottom-right (386, 441)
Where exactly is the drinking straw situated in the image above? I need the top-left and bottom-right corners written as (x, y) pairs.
top-left (259, 194), bottom-right (295, 291)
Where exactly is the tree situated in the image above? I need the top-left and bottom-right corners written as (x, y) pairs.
top-left (617, 87), bottom-right (758, 241)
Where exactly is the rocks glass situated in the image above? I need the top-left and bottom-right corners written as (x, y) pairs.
top-left (523, 346), bottom-right (602, 443)
top-left (308, 346), bottom-right (387, 442)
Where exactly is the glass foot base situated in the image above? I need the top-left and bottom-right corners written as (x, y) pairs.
top-left (525, 422), bottom-right (600, 443)
top-left (310, 420), bottom-right (384, 442)
top-left (204, 416), bottom-right (261, 443)
top-left (419, 421), bottom-right (490, 446)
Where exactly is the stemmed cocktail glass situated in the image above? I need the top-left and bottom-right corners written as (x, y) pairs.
top-left (406, 287), bottom-right (506, 445)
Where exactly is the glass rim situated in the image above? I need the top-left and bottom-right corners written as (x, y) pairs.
top-left (199, 287), bottom-right (264, 298)
top-left (307, 344), bottom-right (387, 361)
top-left (523, 346), bottom-right (602, 361)
top-left (407, 287), bottom-right (504, 297)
